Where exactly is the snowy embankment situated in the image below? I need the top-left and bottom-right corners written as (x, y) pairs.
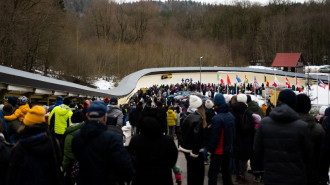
top-left (92, 77), bottom-right (115, 90)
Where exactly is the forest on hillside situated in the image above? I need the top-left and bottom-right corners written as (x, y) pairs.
top-left (1, 0), bottom-right (330, 85)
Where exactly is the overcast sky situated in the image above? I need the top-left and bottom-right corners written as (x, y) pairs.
top-left (117, 0), bottom-right (312, 5)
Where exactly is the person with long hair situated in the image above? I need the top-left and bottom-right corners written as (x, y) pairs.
top-left (179, 95), bottom-right (206, 185)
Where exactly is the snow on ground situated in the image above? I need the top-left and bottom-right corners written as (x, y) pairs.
top-left (248, 66), bottom-right (277, 70)
top-left (92, 77), bottom-right (114, 90)
top-left (308, 84), bottom-right (330, 105)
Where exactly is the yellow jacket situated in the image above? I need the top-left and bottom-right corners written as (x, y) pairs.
top-left (48, 104), bottom-right (73, 135)
top-left (166, 109), bottom-right (177, 126)
top-left (4, 103), bottom-right (30, 122)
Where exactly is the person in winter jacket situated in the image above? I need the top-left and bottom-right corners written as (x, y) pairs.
top-left (207, 94), bottom-right (235, 185)
top-left (318, 107), bottom-right (330, 184)
top-left (5, 106), bottom-right (63, 185)
top-left (179, 95), bottom-right (206, 185)
top-left (246, 95), bottom-right (264, 118)
top-left (0, 132), bottom-right (12, 185)
top-left (128, 108), bottom-right (178, 185)
top-left (62, 110), bottom-right (85, 185)
top-left (254, 89), bottom-right (313, 185)
top-left (48, 98), bottom-right (73, 150)
top-left (72, 100), bottom-right (134, 185)
top-left (296, 94), bottom-right (325, 185)
top-left (48, 96), bottom-right (63, 113)
top-left (106, 98), bottom-right (124, 127)
top-left (167, 106), bottom-right (177, 136)
top-left (4, 96), bottom-right (30, 123)
top-left (2, 104), bottom-right (20, 144)
top-left (230, 94), bottom-right (255, 183)
top-left (203, 99), bottom-right (215, 165)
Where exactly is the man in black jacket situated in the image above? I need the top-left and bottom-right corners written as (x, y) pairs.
top-left (254, 89), bottom-right (312, 185)
top-left (72, 100), bottom-right (134, 185)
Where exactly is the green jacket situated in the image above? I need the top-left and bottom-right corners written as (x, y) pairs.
top-left (247, 101), bottom-right (264, 118)
top-left (62, 122), bottom-right (84, 171)
top-left (48, 104), bottom-right (73, 135)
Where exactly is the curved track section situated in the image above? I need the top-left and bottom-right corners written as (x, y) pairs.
top-left (0, 65), bottom-right (326, 102)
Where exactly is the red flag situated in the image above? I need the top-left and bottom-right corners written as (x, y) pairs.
top-left (285, 77), bottom-right (291, 88)
top-left (274, 76), bottom-right (280, 87)
top-left (227, 75), bottom-right (231, 85)
top-left (296, 77), bottom-right (300, 87)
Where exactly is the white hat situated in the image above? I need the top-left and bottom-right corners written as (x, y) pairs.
top-left (189, 95), bottom-right (202, 109)
top-left (237, 94), bottom-right (247, 104)
top-left (205, 99), bottom-right (214, 109)
top-left (319, 106), bottom-right (328, 115)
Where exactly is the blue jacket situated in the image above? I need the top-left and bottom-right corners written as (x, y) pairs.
top-left (207, 103), bottom-right (235, 155)
top-left (0, 111), bottom-right (7, 133)
top-left (72, 120), bottom-right (134, 185)
top-left (48, 100), bottom-right (63, 113)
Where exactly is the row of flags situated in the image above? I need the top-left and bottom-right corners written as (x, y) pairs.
top-left (217, 74), bottom-right (329, 89)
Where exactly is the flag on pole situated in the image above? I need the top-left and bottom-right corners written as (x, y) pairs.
top-left (296, 77), bottom-right (301, 87)
top-left (244, 75), bottom-right (248, 84)
top-left (265, 76), bottom-right (269, 87)
top-left (217, 74), bottom-right (224, 84)
top-left (285, 77), bottom-right (291, 88)
top-left (318, 78), bottom-right (326, 89)
top-left (236, 74), bottom-right (242, 83)
top-left (227, 75), bottom-right (232, 85)
top-left (254, 76), bottom-right (260, 89)
top-left (274, 76), bottom-right (280, 87)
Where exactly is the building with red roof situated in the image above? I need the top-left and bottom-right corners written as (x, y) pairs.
top-left (272, 53), bottom-right (305, 73)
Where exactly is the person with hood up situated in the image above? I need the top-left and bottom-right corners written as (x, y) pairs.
top-left (167, 106), bottom-right (177, 137)
top-left (72, 100), bottom-right (134, 185)
top-left (106, 98), bottom-right (124, 127)
top-left (4, 96), bottom-right (30, 124)
top-left (5, 106), bottom-right (62, 185)
top-left (230, 94), bottom-right (255, 184)
top-left (48, 98), bottom-right (73, 150)
top-left (48, 96), bottom-right (63, 113)
top-left (128, 108), bottom-right (178, 185)
top-left (254, 89), bottom-right (312, 185)
top-left (179, 95), bottom-right (206, 185)
top-left (296, 94), bottom-right (325, 185)
top-left (207, 94), bottom-right (235, 185)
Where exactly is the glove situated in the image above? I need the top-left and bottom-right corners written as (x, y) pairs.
top-left (175, 174), bottom-right (182, 185)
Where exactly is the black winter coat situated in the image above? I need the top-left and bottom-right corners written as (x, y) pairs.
top-left (72, 120), bottom-right (134, 185)
top-left (230, 102), bottom-right (255, 160)
top-left (5, 123), bottom-right (62, 185)
top-left (298, 112), bottom-right (325, 184)
top-left (128, 116), bottom-right (178, 185)
top-left (254, 104), bottom-right (313, 185)
top-left (179, 109), bottom-right (204, 156)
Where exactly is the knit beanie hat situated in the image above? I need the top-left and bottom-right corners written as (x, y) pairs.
top-left (296, 94), bottom-right (311, 113)
top-left (278, 89), bottom-right (297, 109)
top-left (189, 95), bottom-right (202, 109)
top-left (237, 94), bottom-right (247, 104)
top-left (214, 93), bottom-right (225, 106)
top-left (23, 106), bottom-right (46, 126)
top-left (104, 97), bottom-right (110, 104)
top-left (252, 113), bottom-right (261, 124)
top-left (205, 99), bottom-right (214, 109)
